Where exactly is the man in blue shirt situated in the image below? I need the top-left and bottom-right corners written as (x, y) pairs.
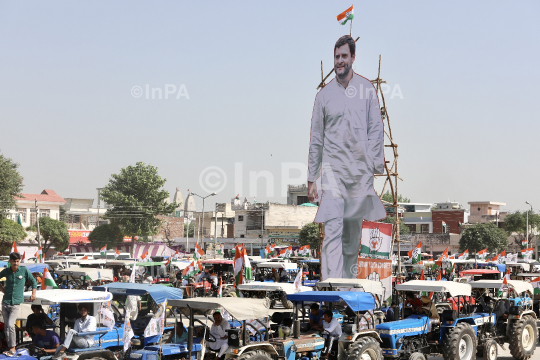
top-left (309, 303), bottom-right (324, 331)
top-left (32, 322), bottom-right (60, 354)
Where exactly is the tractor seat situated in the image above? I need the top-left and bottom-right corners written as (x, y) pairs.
top-left (66, 346), bottom-right (104, 353)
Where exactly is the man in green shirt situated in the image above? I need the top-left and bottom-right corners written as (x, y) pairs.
top-left (0, 252), bottom-right (37, 356)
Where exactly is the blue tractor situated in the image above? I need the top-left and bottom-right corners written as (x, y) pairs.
top-left (470, 279), bottom-right (538, 360)
top-left (375, 280), bottom-right (484, 360)
top-left (128, 297), bottom-right (277, 360)
top-left (287, 291), bottom-right (384, 360)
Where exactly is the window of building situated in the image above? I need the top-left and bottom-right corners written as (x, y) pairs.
top-left (406, 224), bottom-right (416, 233)
top-left (421, 224), bottom-right (429, 233)
top-left (240, 234), bottom-right (245, 238)
top-left (30, 209), bottom-right (37, 226)
top-left (296, 196), bottom-right (309, 205)
top-left (40, 209), bottom-right (50, 218)
top-left (17, 208), bottom-right (26, 223)
top-left (238, 215), bottom-right (244, 221)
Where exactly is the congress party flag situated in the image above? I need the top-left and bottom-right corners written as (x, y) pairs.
top-left (360, 221), bottom-right (392, 259)
top-left (336, 5), bottom-right (354, 25)
top-left (11, 242), bottom-right (18, 254)
top-left (194, 243), bottom-right (205, 261)
top-left (407, 242), bottom-right (422, 264)
top-left (41, 267), bottom-right (58, 290)
top-left (100, 246), bottom-right (107, 257)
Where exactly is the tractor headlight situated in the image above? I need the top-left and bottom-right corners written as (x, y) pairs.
top-left (396, 338), bottom-right (403, 345)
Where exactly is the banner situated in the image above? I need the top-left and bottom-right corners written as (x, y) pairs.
top-left (356, 258), bottom-right (392, 303)
top-left (100, 307), bottom-right (115, 330)
top-left (359, 221), bottom-right (393, 260)
top-left (144, 300), bottom-right (167, 337)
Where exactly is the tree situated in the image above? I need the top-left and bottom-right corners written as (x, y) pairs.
top-left (184, 221), bottom-right (195, 237)
top-left (380, 215), bottom-right (410, 235)
top-left (39, 217), bottom-right (69, 253)
top-left (299, 223), bottom-right (320, 249)
top-left (88, 224), bottom-right (124, 249)
top-left (0, 218), bottom-right (26, 255)
top-left (0, 154), bottom-right (24, 219)
top-left (100, 162), bottom-right (177, 239)
top-left (381, 191), bottom-right (410, 204)
top-left (504, 210), bottom-right (540, 246)
top-left (459, 223), bottom-right (507, 254)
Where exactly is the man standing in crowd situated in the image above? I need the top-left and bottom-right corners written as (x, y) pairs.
top-left (0, 252), bottom-right (37, 357)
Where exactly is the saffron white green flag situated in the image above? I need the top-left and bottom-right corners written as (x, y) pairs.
top-left (530, 277), bottom-right (540, 295)
top-left (408, 242), bottom-right (422, 264)
top-left (336, 5), bottom-right (354, 25)
top-left (234, 245), bottom-right (244, 291)
top-left (100, 246), bottom-right (107, 257)
top-left (41, 267), bottom-right (58, 289)
top-left (298, 245), bottom-right (310, 257)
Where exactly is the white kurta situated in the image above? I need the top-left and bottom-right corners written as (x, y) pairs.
top-left (208, 318), bottom-right (230, 357)
top-left (308, 73), bottom-right (386, 223)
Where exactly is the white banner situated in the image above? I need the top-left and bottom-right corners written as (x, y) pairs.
top-left (144, 300), bottom-right (167, 338)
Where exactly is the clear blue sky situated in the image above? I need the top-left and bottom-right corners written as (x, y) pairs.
top-left (1, 1), bottom-right (539, 213)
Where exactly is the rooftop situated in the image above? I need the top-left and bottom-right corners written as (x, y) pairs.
top-left (15, 189), bottom-right (66, 204)
top-left (467, 201), bottom-right (506, 206)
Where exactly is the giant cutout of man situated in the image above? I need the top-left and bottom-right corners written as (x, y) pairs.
top-left (308, 35), bottom-right (386, 280)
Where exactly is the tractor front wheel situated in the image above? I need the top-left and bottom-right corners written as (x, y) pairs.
top-left (482, 339), bottom-right (498, 360)
top-left (442, 322), bottom-right (476, 360)
top-left (237, 350), bottom-right (272, 360)
top-left (346, 336), bottom-right (382, 360)
top-left (408, 353), bottom-right (426, 360)
top-left (509, 316), bottom-right (537, 360)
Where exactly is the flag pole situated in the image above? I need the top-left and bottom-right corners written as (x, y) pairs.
top-left (475, 249), bottom-right (477, 269)
top-left (350, 18), bottom-right (353, 36)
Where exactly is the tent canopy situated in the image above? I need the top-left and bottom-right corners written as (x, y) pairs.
top-left (287, 291), bottom-right (376, 312)
top-left (470, 280), bottom-right (534, 294)
top-left (24, 289), bottom-right (113, 305)
top-left (93, 282), bottom-right (183, 304)
top-left (238, 282), bottom-right (311, 293)
top-left (395, 280), bottom-right (472, 297)
top-left (316, 278), bottom-right (383, 296)
top-left (21, 263), bottom-right (49, 273)
top-left (168, 297), bottom-right (270, 321)
top-left (256, 262), bottom-right (297, 270)
top-left (460, 269), bottom-right (499, 275)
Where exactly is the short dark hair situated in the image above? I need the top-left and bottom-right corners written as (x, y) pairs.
top-left (213, 311), bottom-right (222, 317)
top-left (9, 252), bottom-right (21, 261)
top-left (324, 310), bottom-right (333, 318)
top-left (32, 322), bottom-right (45, 330)
top-left (78, 303), bottom-right (91, 312)
top-left (334, 35), bottom-right (355, 57)
top-left (310, 303), bottom-right (319, 311)
top-left (282, 317), bottom-right (293, 327)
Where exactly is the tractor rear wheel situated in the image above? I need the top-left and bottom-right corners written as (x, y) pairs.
top-left (346, 336), bottom-right (382, 360)
top-left (509, 316), bottom-right (537, 360)
top-left (237, 350), bottom-right (272, 360)
top-left (482, 339), bottom-right (497, 360)
top-left (442, 322), bottom-right (476, 360)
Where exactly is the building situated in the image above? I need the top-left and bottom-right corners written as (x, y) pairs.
top-left (432, 202), bottom-right (467, 234)
top-left (10, 190), bottom-right (66, 228)
top-left (468, 201), bottom-right (507, 226)
top-left (287, 184), bottom-right (311, 206)
top-left (400, 202), bottom-right (433, 234)
top-left (192, 203), bottom-right (236, 241)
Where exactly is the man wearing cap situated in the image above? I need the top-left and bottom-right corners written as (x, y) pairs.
top-left (0, 252), bottom-right (37, 356)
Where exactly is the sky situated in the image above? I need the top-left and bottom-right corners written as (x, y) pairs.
top-left (1, 1), bottom-right (539, 213)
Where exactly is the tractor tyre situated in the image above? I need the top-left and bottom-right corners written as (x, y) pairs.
top-left (236, 349), bottom-right (272, 360)
top-left (408, 353), bottom-right (426, 360)
top-left (280, 293), bottom-right (293, 309)
top-left (482, 339), bottom-right (498, 360)
top-left (346, 336), bottom-right (382, 360)
top-left (509, 316), bottom-right (537, 360)
top-left (442, 322), bottom-right (477, 360)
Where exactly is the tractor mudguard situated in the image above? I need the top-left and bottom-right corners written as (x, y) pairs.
top-left (233, 343), bottom-right (279, 357)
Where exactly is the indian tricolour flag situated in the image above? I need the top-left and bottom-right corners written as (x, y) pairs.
top-left (522, 238), bottom-right (528, 247)
top-left (264, 245), bottom-right (270, 259)
top-left (521, 248), bottom-right (533, 261)
top-left (498, 274), bottom-right (510, 296)
top-left (234, 245), bottom-right (244, 292)
top-left (194, 244), bottom-right (205, 261)
top-left (530, 277), bottom-right (540, 295)
top-left (37, 246), bottom-right (43, 263)
top-left (11, 242), bottom-right (18, 254)
top-left (336, 5), bottom-right (354, 25)
top-left (114, 249), bottom-right (121, 259)
top-left (41, 267), bottom-right (58, 289)
top-left (299, 245), bottom-right (310, 257)
top-left (243, 245), bottom-right (253, 281)
top-left (407, 242), bottom-right (422, 264)
top-left (182, 261), bottom-right (202, 277)
top-left (458, 250), bottom-right (469, 260)
top-left (100, 246), bottom-right (107, 257)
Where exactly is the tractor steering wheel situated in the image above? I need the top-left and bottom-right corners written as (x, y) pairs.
top-left (193, 319), bottom-right (217, 343)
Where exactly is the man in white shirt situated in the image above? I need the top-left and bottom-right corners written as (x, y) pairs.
top-left (207, 311), bottom-right (230, 358)
top-left (57, 304), bottom-right (97, 353)
top-left (322, 310), bottom-right (342, 359)
top-left (307, 35), bottom-right (386, 280)
top-left (126, 295), bottom-right (141, 321)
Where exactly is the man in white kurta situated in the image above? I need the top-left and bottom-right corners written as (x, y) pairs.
top-left (208, 312), bottom-right (230, 357)
top-left (308, 35), bottom-right (386, 280)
